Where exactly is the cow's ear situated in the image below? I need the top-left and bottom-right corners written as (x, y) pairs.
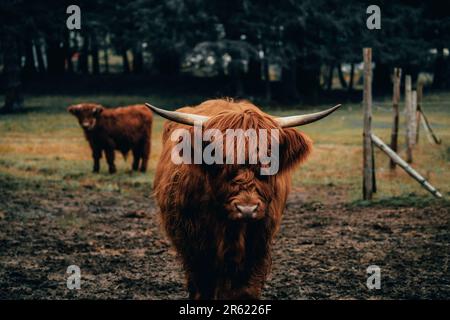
top-left (67, 105), bottom-right (80, 115)
top-left (278, 128), bottom-right (312, 173)
top-left (92, 106), bottom-right (104, 116)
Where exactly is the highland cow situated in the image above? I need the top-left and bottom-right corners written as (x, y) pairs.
top-left (68, 103), bottom-right (152, 173)
top-left (148, 99), bottom-right (340, 299)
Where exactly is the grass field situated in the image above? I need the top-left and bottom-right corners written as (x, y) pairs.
top-left (0, 93), bottom-right (449, 203)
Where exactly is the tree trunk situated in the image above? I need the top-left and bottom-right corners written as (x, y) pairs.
top-left (326, 64), bottom-right (334, 91)
top-left (2, 36), bottom-right (24, 112)
top-left (78, 34), bottom-right (89, 74)
top-left (235, 74), bottom-right (244, 97)
top-left (122, 49), bottom-right (130, 73)
top-left (264, 59), bottom-right (271, 102)
top-left (65, 31), bottom-right (74, 73)
top-left (91, 35), bottom-right (100, 75)
top-left (282, 60), bottom-right (299, 101)
top-left (46, 38), bottom-right (65, 75)
top-left (23, 38), bottom-right (37, 77)
top-left (229, 60), bottom-right (244, 97)
top-left (432, 45), bottom-right (446, 89)
top-left (348, 63), bottom-right (355, 92)
top-left (297, 59), bottom-right (321, 104)
top-left (153, 49), bottom-right (180, 75)
top-left (103, 48), bottom-right (109, 74)
top-left (35, 38), bottom-right (47, 73)
top-left (132, 43), bottom-right (143, 74)
top-left (373, 61), bottom-right (391, 93)
top-left (337, 63), bottom-right (348, 89)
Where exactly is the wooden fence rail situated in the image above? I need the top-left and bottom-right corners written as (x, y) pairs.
top-left (371, 134), bottom-right (442, 198)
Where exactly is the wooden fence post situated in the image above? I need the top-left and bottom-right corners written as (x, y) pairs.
top-left (404, 75), bottom-right (413, 163)
top-left (411, 90), bottom-right (417, 146)
top-left (363, 48), bottom-right (374, 200)
top-left (390, 67), bottom-right (401, 169)
top-left (415, 83), bottom-right (423, 144)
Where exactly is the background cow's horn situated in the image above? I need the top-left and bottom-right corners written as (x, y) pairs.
top-left (145, 103), bottom-right (210, 126)
top-left (275, 104), bottom-right (342, 128)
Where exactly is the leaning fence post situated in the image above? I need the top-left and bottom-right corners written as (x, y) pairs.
top-left (404, 75), bottom-right (413, 163)
top-left (420, 107), bottom-right (442, 145)
top-left (362, 48), bottom-right (374, 200)
top-left (371, 134), bottom-right (442, 198)
top-left (389, 68), bottom-right (401, 169)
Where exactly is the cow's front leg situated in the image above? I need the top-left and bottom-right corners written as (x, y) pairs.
top-left (92, 148), bottom-right (102, 173)
top-left (222, 285), bottom-right (262, 300)
top-left (132, 147), bottom-right (141, 171)
top-left (105, 148), bottom-right (116, 174)
top-left (139, 138), bottom-right (151, 172)
top-left (186, 268), bottom-right (217, 300)
top-left (217, 265), bottom-right (267, 299)
top-left (186, 272), bottom-right (200, 300)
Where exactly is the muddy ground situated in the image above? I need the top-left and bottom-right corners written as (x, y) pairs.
top-left (0, 177), bottom-right (448, 299)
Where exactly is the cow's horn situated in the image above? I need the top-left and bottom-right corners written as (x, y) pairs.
top-left (275, 104), bottom-right (342, 128)
top-left (145, 103), bottom-right (210, 125)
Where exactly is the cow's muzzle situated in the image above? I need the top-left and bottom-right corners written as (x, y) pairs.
top-left (235, 204), bottom-right (259, 219)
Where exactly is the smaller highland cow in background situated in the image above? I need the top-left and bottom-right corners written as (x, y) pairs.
top-left (68, 103), bottom-right (153, 173)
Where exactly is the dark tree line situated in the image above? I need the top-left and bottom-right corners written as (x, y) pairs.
top-left (1, 0), bottom-right (450, 112)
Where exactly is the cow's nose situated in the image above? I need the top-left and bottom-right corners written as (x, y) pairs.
top-left (236, 204), bottom-right (258, 218)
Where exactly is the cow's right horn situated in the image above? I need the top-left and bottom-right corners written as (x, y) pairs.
top-left (274, 104), bottom-right (342, 128)
top-left (145, 103), bottom-right (210, 126)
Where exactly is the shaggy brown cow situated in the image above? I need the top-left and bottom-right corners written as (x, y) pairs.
top-left (68, 103), bottom-right (152, 173)
top-left (148, 99), bottom-right (340, 299)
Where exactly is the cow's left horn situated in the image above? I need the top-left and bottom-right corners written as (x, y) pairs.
top-left (275, 104), bottom-right (342, 128)
top-left (145, 103), bottom-right (210, 126)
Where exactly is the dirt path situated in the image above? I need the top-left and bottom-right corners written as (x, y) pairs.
top-left (0, 182), bottom-right (448, 299)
